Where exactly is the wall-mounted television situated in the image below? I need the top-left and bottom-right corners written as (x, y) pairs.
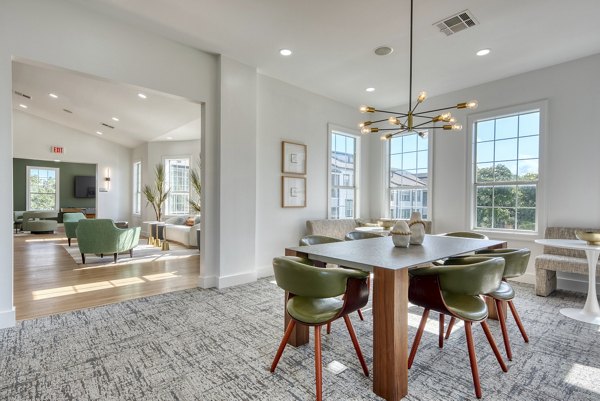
top-left (74, 176), bottom-right (96, 198)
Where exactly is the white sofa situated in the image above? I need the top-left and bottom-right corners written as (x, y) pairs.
top-left (164, 216), bottom-right (201, 247)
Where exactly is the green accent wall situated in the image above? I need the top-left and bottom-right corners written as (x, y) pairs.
top-left (13, 158), bottom-right (96, 211)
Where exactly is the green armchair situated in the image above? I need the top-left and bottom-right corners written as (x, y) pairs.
top-left (76, 219), bottom-right (141, 264)
top-left (63, 212), bottom-right (87, 246)
top-left (14, 211), bottom-right (25, 233)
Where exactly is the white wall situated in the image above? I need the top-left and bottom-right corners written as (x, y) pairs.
top-left (371, 53), bottom-right (600, 291)
top-left (255, 75), bottom-right (371, 273)
top-left (13, 111), bottom-right (131, 220)
top-left (0, 0), bottom-right (219, 328)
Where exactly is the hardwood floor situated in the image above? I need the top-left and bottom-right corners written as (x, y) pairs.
top-left (14, 227), bottom-right (200, 321)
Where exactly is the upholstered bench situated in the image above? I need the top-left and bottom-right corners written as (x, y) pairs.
top-left (535, 227), bottom-right (600, 296)
top-left (306, 218), bottom-right (432, 240)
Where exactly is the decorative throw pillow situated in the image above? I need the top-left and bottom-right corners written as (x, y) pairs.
top-left (185, 217), bottom-right (195, 226)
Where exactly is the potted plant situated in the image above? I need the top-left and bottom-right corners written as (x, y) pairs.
top-left (189, 158), bottom-right (201, 214)
top-left (143, 163), bottom-right (170, 222)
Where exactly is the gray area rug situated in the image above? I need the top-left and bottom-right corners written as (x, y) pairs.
top-left (63, 241), bottom-right (198, 266)
top-left (1, 280), bottom-right (599, 400)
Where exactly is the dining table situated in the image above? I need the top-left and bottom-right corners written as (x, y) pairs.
top-left (285, 234), bottom-right (506, 401)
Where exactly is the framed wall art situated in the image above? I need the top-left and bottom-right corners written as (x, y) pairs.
top-left (281, 141), bottom-right (307, 175)
top-left (282, 176), bottom-right (306, 208)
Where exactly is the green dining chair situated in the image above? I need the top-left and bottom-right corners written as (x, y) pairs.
top-left (270, 256), bottom-right (370, 401)
top-left (471, 248), bottom-right (531, 361)
top-left (344, 230), bottom-right (381, 241)
top-left (443, 231), bottom-right (489, 240)
top-left (63, 212), bottom-right (87, 246)
top-left (408, 256), bottom-right (508, 399)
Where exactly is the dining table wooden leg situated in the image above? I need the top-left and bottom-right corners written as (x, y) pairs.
top-left (373, 267), bottom-right (409, 401)
top-left (284, 249), bottom-right (309, 347)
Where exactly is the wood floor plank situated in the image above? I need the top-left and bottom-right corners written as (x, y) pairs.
top-left (14, 228), bottom-right (200, 321)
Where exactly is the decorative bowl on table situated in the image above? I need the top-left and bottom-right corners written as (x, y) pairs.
top-left (378, 218), bottom-right (396, 229)
top-left (574, 230), bottom-right (600, 245)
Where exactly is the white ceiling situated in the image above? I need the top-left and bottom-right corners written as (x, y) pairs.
top-left (12, 60), bottom-right (202, 148)
top-left (74, 0), bottom-right (600, 109)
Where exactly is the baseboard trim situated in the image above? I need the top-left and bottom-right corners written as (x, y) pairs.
top-left (256, 265), bottom-right (273, 279)
top-left (198, 275), bottom-right (217, 289)
top-left (557, 276), bottom-right (600, 294)
top-left (509, 272), bottom-right (536, 286)
top-left (0, 307), bottom-right (16, 329)
top-left (217, 271), bottom-right (257, 289)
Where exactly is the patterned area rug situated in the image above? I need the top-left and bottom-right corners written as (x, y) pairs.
top-left (1, 280), bottom-right (599, 400)
top-left (62, 241), bottom-right (198, 266)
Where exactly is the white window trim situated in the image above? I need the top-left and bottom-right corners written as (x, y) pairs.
top-left (163, 155), bottom-right (192, 217)
top-left (26, 166), bottom-right (60, 212)
top-left (327, 124), bottom-right (361, 219)
top-left (466, 99), bottom-right (548, 240)
top-left (132, 161), bottom-right (142, 215)
top-left (384, 131), bottom-right (434, 220)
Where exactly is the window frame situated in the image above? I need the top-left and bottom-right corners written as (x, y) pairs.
top-left (327, 124), bottom-right (361, 220)
top-left (26, 166), bottom-right (60, 212)
top-left (467, 100), bottom-right (547, 238)
top-left (163, 155), bottom-right (191, 216)
top-left (132, 161), bottom-right (142, 215)
top-left (385, 131), bottom-right (433, 220)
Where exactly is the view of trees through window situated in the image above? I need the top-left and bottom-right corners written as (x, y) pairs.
top-left (389, 132), bottom-right (429, 219)
top-left (474, 111), bottom-right (540, 231)
top-left (27, 167), bottom-right (58, 211)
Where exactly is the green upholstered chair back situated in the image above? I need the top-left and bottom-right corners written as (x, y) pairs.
top-left (63, 212), bottom-right (86, 223)
top-left (475, 248), bottom-right (530, 279)
top-left (64, 213), bottom-right (87, 240)
top-left (273, 256), bottom-right (366, 298)
top-left (76, 219), bottom-right (140, 254)
top-left (299, 235), bottom-right (342, 246)
top-left (443, 231), bottom-right (489, 240)
top-left (439, 256), bottom-right (505, 296)
top-left (14, 211), bottom-right (24, 222)
top-left (345, 231), bottom-right (381, 241)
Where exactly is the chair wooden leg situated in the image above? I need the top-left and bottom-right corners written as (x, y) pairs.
top-left (464, 321), bottom-right (482, 399)
top-left (315, 325), bottom-right (322, 401)
top-left (113, 253), bottom-right (118, 263)
top-left (357, 309), bottom-right (365, 321)
top-left (100, 253), bottom-right (103, 258)
top-left (68, 238), bottom-right (71, 247)
top-left (326, 322), bottom-right (331, 334)
top-left (343, 315), bottom-right (369, 376)
top-left (408, 308), bottom-right (430, 369)
top-left (439, 313), bottom-right (445, 348)
top-left (271, 320), bottom-right (296, 372)
top-left (508, 300), bottom-right (529, 343)
top-left (445, 316), bottom-right (456, 339)
top-left (495, 300), bottom-right (512, 361)
top-left (481, 320), bottom-right (508, 372)
top-left (130, 249), bottom-right (133, 258)
top-left (81, 253), bottom-right (85, 264)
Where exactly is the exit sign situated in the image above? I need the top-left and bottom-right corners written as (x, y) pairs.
top-left (51, 146), bottom-right (64, 154)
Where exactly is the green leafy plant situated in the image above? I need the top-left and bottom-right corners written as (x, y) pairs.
top-left (143, 164), bottom-right (170, 221)
top-left (189, 157), bottom-right (201, 214)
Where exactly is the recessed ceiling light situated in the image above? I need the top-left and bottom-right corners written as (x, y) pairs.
top-left (366, 87), bottom-right (375, 92)
top-left (279, 49), bottom-right (292, 56)
top-left (96, 131), bottom-right (103, 135)
top-left (137, 93), bottom-right (147, 99)
top-left (476, 48), bottom-right (491, 56)
top-left (48, 93), bottom-right (58, 99)
top-left (166, 136), bottom-right (173, 140)
top-left (374, 46), bottom-right (394, 56)
top-left (112, 117), bottom-right (119, 122)
top-left (19, 104), bottom-right (28, 109)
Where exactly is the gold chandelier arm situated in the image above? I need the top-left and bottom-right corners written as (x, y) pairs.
top-left (413, 105), bottom-right (459, 115)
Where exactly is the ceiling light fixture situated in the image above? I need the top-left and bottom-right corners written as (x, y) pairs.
top-left (279, 49), bottom-right (292, 56)
top-left (96, 131), bottom-right (103, 135)
top-left (476, 48), bottom-right (491, 56)
top-left (137, 93), bottom-right (147, 99)
top-left (366, 87), bottom-right (375, 92)
top-left (48, 93), bottom-right (58, 99)
top-left (112, 117), bottom-right (119, 122)
top-left (359, 0), bottom-right (478, 140)
top-left (19, 104), bottom-right (28, 109)
top-left (374, 46), bottom-right (394, 56)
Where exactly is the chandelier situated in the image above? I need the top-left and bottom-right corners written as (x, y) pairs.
top-left (359, 0), bottom-right (478, 140)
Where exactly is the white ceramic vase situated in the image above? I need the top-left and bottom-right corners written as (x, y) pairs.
top-left (392, 234), bottom-right (410, 248)
top-left (409, 211), bottom-right (426, 245)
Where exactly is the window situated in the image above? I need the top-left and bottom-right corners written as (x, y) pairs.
top-left (133, 161), bottom-right (141, 215)
top-left (389, 133), bottom-right (429, 219)
top-left (329, 128), bottom-right (359, 219)
top-left (164, 157), bottom-right (190, 215)
top-left (26, 166), bottom-right (59, 211)
top-left (471, 105), bottom-right (542, 232)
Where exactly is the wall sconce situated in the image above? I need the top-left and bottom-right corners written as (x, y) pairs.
top-left (103, 168), bottom-right (111, 192)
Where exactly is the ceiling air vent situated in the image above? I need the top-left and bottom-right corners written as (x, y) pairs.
top-left (101, 122), bottom-right (115, 129)
top-left (434, 10), bottom-right (478, 36)
top-left (14, 90), bottom-right (32, 99)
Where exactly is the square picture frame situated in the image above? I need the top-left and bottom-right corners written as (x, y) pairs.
top-left (282, 141), bottom-right (307, 175)
top-left (282, 176), bottom-right (306, 208)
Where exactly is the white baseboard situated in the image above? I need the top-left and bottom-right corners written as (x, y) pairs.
top-left (198, 275), bottom-right (217, 289)
top-left (509, 272), bottom-right (536, 286)
top-left (0, 307), bottom-right (16, 329)
top-left (217, 271), bottom-right (257, 289)
top-left (557, 276), bottom-right (600, 294)
top-left (256, 265), bottom-right (274, 279)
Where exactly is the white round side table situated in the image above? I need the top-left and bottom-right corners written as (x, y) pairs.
top-left (535, 239), bottom-right (600, 325)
